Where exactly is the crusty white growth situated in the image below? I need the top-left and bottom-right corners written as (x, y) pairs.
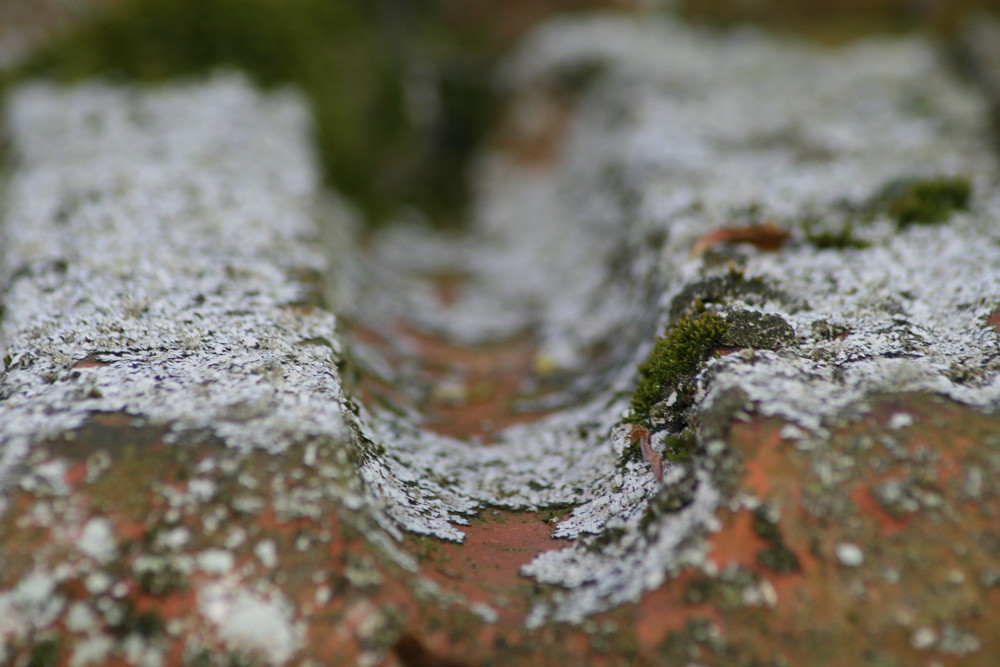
top-left (523, 465), bottom-right (719, 627)
top-left (531, 16), bottom-right (1000, 436)
top-left (0, 76), bottom-right (390, 657)
top-left (499, 16), bottom-right (999, 624)
top-left (77, 517), bottom-right (117, 564)
top-left (0, 76), bottom-right (347, 486)
top-left (702, 218), bottom-right (1000, 435)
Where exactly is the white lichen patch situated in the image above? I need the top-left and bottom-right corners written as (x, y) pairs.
top-left (0, 76), bottom-right (347, 484)
top-left (254, 539), bottom-right (278, 570)
top-left (493, 15), bottom-right (999, 625)
top-left (77, 517), bottom-right (117, 564)
top-left (69, 635), bottom-right (115, 667)
top-left (835, 542), bottom-right (865, 568)
top-left (317, 13), bottom-right (1000, 629)
top-left (197, 576), bottom-right (303, 664)
top-left (322, 14), bottom-right (1000, 628)
top-left (0, 570), bottom-right (64, 639)
top-left (523, 469), bottom-right (719, 627)
top-left (0, 75), bottom-right (406, 655)
top-left (196, 549), bottom-right (236, 575)
top-left (700, 218), bottom-right (1000, 435)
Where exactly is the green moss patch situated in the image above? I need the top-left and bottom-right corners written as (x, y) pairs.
top-left (639, 471), bottom-right (700, 533)
top-left (751, 506), bottom-right (801, 574)
top-left (876, 175), bottom-right (972, 227)
top-left (798, 176), bottom-right (972, 248)
top-left (719, 309), bottom-right (795, 350)
top-left (803, 220), bottom-right (871, 250)
top-left (668, 271), bottom-right (788, 322)
top-left (629, 312), bottom-right (728, 427)
top-left (660, 430), bottom-right (700, 464)
top-left (28, 639), bottom-right (61, 667)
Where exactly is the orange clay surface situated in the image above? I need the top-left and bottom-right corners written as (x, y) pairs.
top-left (3, 380), bottom-right (999, 666)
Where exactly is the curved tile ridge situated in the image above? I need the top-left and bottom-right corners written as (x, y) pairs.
top-left (1, 75), bottom-right (343, 468)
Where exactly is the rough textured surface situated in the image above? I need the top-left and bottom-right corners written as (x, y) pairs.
top-left (0, 77), bottom-right (346, 480)
top-left (2, 12), bottom-right (1000, 666)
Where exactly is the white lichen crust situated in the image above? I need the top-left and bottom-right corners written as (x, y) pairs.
top-left (0, 76), bottom-right (358, 661)
top-left (328, 14), bottom-right (1000, 629)
top-left (0, 76), bottom-right (344, 464)
top-left (500, 15), bottom-right (1000, 625)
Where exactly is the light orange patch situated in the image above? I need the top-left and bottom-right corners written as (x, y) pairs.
top-left (409, 510), bottom-right (570, 626)
top-left (850, 483), bottom-right (909, 536)
top-left (632, 570), bottom-right (725, 646)
top-left (987, 309), bottom-right (1000, 333)
top-left (707, 509), bottom-right (769, 569)
top-left (689, 222), bottom-right (791, 257)
top-left (345, 317), bottom-right (559, 444)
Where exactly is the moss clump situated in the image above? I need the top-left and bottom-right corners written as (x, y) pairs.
top-left (589, 525), bottom-right (628, 551)
top-left (719, 309), bottom-right (796, 349)
top-left (629, 313), bottom-right (728, 426)
top-left (661, 430), bottom-right (699, 464)
top-left (621, 440), bottom-right (642, 464)
top-left (28, 639), bottom-right (61, 667)
top-left (668, 271), bottom-right (787, 322)
top-left (639, 472), bottom-right (700, 533)
top-left (752, 506), bottom-right (801, 574)
top-left (12, 0), bottom-right (499, 228)
top-left (107, 599), bottom-right (166, 639)
top-left (878, 176), bottom-right (972, 227)
top-left (137, 562), bottom-right (188, 597)
top-left (804, 221), bottom-right (871, 250)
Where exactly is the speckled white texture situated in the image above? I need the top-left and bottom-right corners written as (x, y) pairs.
top-left (0, 76), bottom-right (391, 657)
top-left (69, 635), bottom-right (115, 667)
top-left (0, 76), bottom-right (348, 491)
top-left (0, 570), bottom-right (64, 651)
top-left (336, 15), bottom-right (993, 544)
top-left (524, 467), bottom-right (719, 627)
top-left (699, 216), bottom-right (1000, 435)
top-left (322, 14), bottom-right (1000, 626)
top-left (497, 16), bottom-right (999, 624)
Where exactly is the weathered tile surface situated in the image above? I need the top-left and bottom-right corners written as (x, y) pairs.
top-left (2, 14), bottom-right (999, 666)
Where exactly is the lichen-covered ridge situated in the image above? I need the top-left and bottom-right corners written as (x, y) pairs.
top-left (2, 12), bottom-right (1000, 665)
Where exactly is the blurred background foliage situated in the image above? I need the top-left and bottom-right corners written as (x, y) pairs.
top-left (675, 0), bottom-right (993, 42)
top-left (0, 0), bottom-right (626, 228)
top-left (0, 0), bottom-right (997, 228)
top-left (7, 0), bottom-right (493, 228)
